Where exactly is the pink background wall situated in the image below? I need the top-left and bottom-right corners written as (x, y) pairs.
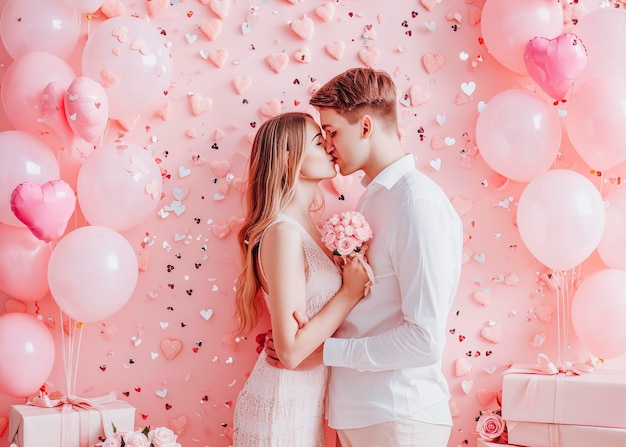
top-left (1, 0), bottom-right (626, 446)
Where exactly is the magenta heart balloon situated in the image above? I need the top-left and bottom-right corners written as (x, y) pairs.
top-left (10, 180), bottom-right (76, 242)
top-left (524, 33), bottom-right (588, 101)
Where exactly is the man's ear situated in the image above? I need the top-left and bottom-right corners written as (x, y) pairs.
top-left (361, 114), bottom-right (373, 139)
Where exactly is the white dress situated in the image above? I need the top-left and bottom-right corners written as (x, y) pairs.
top-left (233, 214), bottom-right (342, 447)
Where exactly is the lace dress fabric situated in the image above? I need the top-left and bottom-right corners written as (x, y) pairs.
top-left (233, 214), bottom-right (342, 447)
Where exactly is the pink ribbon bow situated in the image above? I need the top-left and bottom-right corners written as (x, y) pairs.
top-left (29, 390), bottom-right (118, 446)
top-left (503, 354), bottom-right (597, 424)
top-left (503, 353), bottom-right (559, 376)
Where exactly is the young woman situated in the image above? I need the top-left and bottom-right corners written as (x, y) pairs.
top-left (232, 112), bottom-right (369, 446)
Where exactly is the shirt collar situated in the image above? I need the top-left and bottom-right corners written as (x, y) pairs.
top-left (361, 154), bottom-right (415, 189)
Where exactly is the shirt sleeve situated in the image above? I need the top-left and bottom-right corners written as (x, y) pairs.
top-left (323, 196), bottom-right (463, 372)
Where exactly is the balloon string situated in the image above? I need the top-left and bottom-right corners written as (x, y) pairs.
top-left (555, 271), bottom-right (564, 367)
top-left (599, 171), bottom-right (604, 195)
top-left (59, 309), bottom-right (70, 395)
top-left (555, 267), bottom-right (579, 369)
top-left (555, 269), bottom-right (570, 368)
top-left (72, 323), bottom-right (84, 395)
top-left (58, 311), bottom-right (83, 396)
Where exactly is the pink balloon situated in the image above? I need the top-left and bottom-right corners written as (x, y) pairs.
top-left (0, 223), bottom-right (51, 302)
top-left (0, 130), bottom-right (60, 227)
top-left (64, 76), bottom-right (110, 143)
top-left (0, 0), bottom-right (80, 60)
top-left (48, 225), bottom-right (138, 323)
top-left (524, 33), bottom-right (588, 101)
top-left (516, 169), bottom-right (605, 271)
top-left (565, 76), bottom-right (626, 171)
top-left (77, 141), bottom-right (163, 231)
top-left (0, 313), bottom-right (55, 397)
top-left (475, 89), bottom-right (561, 182)
top-left (596, 186), bottom-right (626, 270)
top-left (481, 0), bottom-right (564, 74)
top-left (572, 269), bottom-right (626, 359)
top-left (70, 0), bottom-right (103, 14)
top-left (81, 16), bottom-right (173, 120)
top-left (11, 180), bottom-right (76, 243)
top-left (0, 52), bottom-right (77, 142)
top-left (40, 80), bottom-right (84, 151)
top-left (574, 8), bottom-right (626, 88)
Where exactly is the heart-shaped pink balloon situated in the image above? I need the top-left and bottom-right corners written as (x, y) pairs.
top-left (10, 180), bottom-right (76, 242)
top-left (524, 33), bottom-right (588, 101)
top-left (64, 76), bottom-right (109, 143)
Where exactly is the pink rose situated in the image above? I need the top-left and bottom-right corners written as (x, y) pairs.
top-left (321, 229), bottom-right (336, 248)
top-left (101, 436), bottom-right (122, 447)
top-left (351, 213), bottom-right (365, 226)
top-left (336, 237), bottom-right (358, 256)
top-left (149, 427), bottom-right (181, 447)
top-left (123, 431), bottom-right (150, 447)
top-left (344, 224), bottom-right (355, 237)
top-left (354, 226), bottom-right (372, 242)
top-left (476, 412), bottom-right (505, 440)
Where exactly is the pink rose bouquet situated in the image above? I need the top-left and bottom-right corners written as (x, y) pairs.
top-left (99, 426), bottom-right (181, 447)
top-left (321, 211), bottom-right (375, 291)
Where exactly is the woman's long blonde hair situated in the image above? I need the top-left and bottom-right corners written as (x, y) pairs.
top-left (234, 112), bottom-right (312, 337)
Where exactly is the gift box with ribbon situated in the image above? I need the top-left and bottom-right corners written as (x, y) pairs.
top-left (8, 391), bottom-right (135, 447)
top-left (501, 354), bottom-right (626, 447)
top-left (502, 355), bottom-right (626, 428)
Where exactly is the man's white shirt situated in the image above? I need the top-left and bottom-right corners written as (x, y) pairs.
top-left (323, 154), bottom-right (463, 429)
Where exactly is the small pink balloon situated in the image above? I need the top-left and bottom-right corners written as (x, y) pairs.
top-left (516, 169), bottom-right (605, 271)
top-left (11, 180), bottom-right (76, 243)
top-left (475, 89), bottom-right (561, 182)
top-left (524, 33), bottom-right (588, 101)
top-left (597, 186), bottom-right (626, 270)
top-left (41, 80), bottom-right (82, 151)
top-left (48, 225), bottom-right (138, 323)
top-left (70, 0), bottom-right (103, 13)
top-left (0, 52), bottom-right (76, 138)
top-left (0, 312), bottom-right (55, 398)
top-left (0, 0), bottom-right (80, 60)
top-left (575, 8), bottom-right (626, 89)
top-left (64, 76), bottom-right (110, 143)
top-left (0, 223), bottom-right (51, 302)
top-left (565, 76), bottom-right (626, 171)
top-left (81, 16), bottom-right (173, 119)
top-left (77, 141), bottom-right (163, 231)
top-left (572, 269), bottom-right (626, 359)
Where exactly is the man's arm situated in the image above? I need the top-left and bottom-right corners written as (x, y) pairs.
top-left (324, 199), bottom-right (463, 372)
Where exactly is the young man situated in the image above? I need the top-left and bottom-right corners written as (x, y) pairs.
top-left (267, 67), bottom-right (463, 447)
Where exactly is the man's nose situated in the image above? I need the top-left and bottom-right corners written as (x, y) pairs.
top-left (325, 140), bottom-right (333, 153)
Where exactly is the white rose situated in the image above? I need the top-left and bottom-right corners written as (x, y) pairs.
top-left (149, 427), bottom-right (180, 447)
